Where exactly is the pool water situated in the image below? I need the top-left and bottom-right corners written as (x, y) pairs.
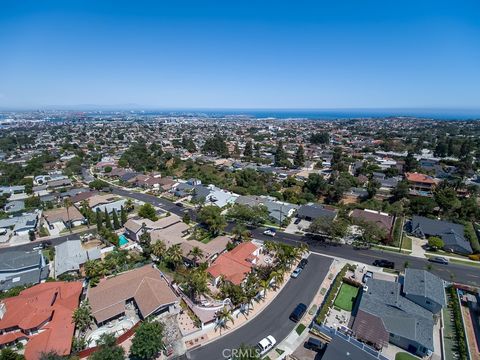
top-left (118, 234), bottom-right (128, 246)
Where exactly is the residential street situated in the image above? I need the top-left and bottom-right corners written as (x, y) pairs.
top-left (189, 254), bottom-right (333, 360)
top-left (108, 187), bottom-right (480, 286)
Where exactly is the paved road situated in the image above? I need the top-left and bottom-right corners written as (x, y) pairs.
top-left (0, 228), bottom-right (96, 253)
top-left (189, 254), bottom-right (333, 360)
top-left (76, 172), bottom-right (480, 287)
top-left (249, 228), bottom-right (480, 287)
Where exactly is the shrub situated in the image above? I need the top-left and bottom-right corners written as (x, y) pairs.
top-left (315, 264), bottom-right (350, 324)
top-left (468, 254), bottom-right (480, 261)
top-left (448, 286), bottom-right (468, 360)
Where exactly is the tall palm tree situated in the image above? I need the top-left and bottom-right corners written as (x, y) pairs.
top-left (215, 306), bottom-right (234, 334)
top-left (188, 246), bottom-right (204, 267)
top-left (263, 240), bottom-right (277, 255)
top-left (72, 300), bottom-right (93, 334)
top-left (259, 279), bottom-right (270, 301)
top-left (270, 268), bottom-right (285, 290)
top-left (232, 224), bottom-right (251, 242)
top-left (64, 198), bottom-right (73, 233)
top-left (166, 244), bottom-right (183, 269)
top-left (151, 241), bottom-right (166, 261)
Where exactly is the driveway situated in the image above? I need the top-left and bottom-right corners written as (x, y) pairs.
top-left (189, 254), bottom-right (333, 360)
top-left (410, 236), bottom-right (427, 258)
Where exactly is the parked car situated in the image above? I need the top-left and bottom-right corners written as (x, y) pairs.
top-left (299, 258), bottom-right (308, 269)
top-left (362, 271), bottom-right (373, 283)
top-left (289, 303), bottom-right (307, 322)
top-left (304, 337), bottom-right (326, 351)
top-left (263, 228), bottom-right (276, 237)
top-left (294, 218), bottom-right (301, 225)
top-left (429, 256), bottom-right (449, 265)
top-left (291, 267), bottom-right (303, 278)
top-left (175, 202), bottom-right (184, 207)
top-left (256, 335), bottom-right (276, 356)
top-left (372, 259), bottom-right (395, 269)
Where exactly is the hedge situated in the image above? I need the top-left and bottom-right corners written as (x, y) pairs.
top-left (448, 286), bottom-right (468, 360)
top-left (315, 264), bottom-right (351, 324)
top-left (462, 221), bottom-right (480, 253)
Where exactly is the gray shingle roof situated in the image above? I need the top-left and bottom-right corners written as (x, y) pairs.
top-left (297, 204), bottom-right (337, 220)
top-left (356, 278), bottom-right (435, 351)
top-left (403, 268), bottom-right (446, 307)
top-left (55, 239), bottom-right (101, 277)
top-left (409, 215), bottom-right (472, 254)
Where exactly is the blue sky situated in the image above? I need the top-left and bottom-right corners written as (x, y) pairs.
top-left (1, 0), bottom-right (479, 109)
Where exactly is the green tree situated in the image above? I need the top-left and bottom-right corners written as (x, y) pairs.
top-left (182, 268), bottom-right (210, 302)
top-left (366, 179), bottom-right (381, 199)
top-left (138, 203), bottom-right (158, 221)
top-left (111, 209), bottom-right (120, 230)
top-left (434, 185), bottom-right (461, 215)
top-left (151, 241), bottom-right (166, 261)
top-left (293, 145), bottom-right (305, 168)
top-left (274, 141), bottom-right (289, 168)
top-left (120, 206), bottom-right (127, 225)
top-left (243, 140), bottom-right (253, 159)
top-left (139, 230), bottom-right (152, 258)
top-left (165, 244), bottom-right (183, 269)
top-left (96, 209), bottom-right (103, 232)
top-left (188, 246), bottom-right (204, 266)
top-left (227, 204), bottom-right (268, 226)
top-left (215, 306), bottom-right (234, 334)
top-left (88, 333), bottom-right (124, 360)
top-left (39, 351), bottom-right (65, 360)
top-left (182, 212), bottom-right (191, 224)
top-left (404, 151), bottom-right (418, 172)
top-left (130, 320), bottom-right (165, 360)
top-left (392, 180), bottom-right (409, 201)
top-left (73, 300), bottom-right (93, 333)
top-left (104, 208), bottom-right (112, 230)
top-left (0, 349), bottom-right (25, 360)
top-left (198, 205), bottom-right (226, 235)
top-left (303, 173), bottom-right (328, 197)
top-left (309, 217), bottom-right (348, 242)
top-left (202, 134), bottom-right (229, 157)
top-left (428, 236), bottom-right (445, 250)
top-left (310, 132), bottom-right (329, 145)
top-left (88, 179), bottom-right (109, 191)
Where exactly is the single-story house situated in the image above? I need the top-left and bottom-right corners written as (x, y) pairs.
top-left (124, 214), bottom-right (186, 242)
top-left (54, 239), bottom-right (101, 278)
top-left (406, 215), bottom-right (473, 255)
top-left (350, 209), bottom-right (395, 239)
top-left (296, 203), bottom-right (337, 222)
top-left (87, 194), bottom-right (127, 214)
top-left (87, 265), bottom-right (179, 326)
top-left (0, 213), bottom-right (39, 235)
top-left (43, 206), bottom-right (86, 230)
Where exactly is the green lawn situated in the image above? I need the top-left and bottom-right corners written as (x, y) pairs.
top-left (395, 352), bottom-right (418, 360)
top-left (333, 283), bottom-right (359, 312)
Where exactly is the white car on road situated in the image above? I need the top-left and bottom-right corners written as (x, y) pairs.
top-left (257, 335), bottom-right (276, 356)
top-left (263, 229), bottom-right (276, 237)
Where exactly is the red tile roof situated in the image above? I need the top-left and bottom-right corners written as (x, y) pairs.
top-left (405, 172), bottom-right (437, 185)
top-left (0, 282), bottom-right (82, 360)
top-left (207, 242), bottom-right (258, 285)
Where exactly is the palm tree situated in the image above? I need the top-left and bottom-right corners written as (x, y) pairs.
top-left (232, 224), bottom-right (251, 242)
top-left (215, 306), bottom-right (234, 334)
top-left (188, 246), bottom-right (204, 267)
top-left (263, 240), bottom-right (277, 255)
top-left (166, 244), bottom-right (183, 269)
top-left (64, 198), bottom-right (73, 233)
top-left (151, 241), bottom-right (166, 261)
top-left (125, 198), bottom-right (133, 211)
top-left (259, 279), bottom-right (270, 301)
top-left (72, 300), bottom-right (93, 334)
top-left (183, 268), bottom-right (210, 303)
top-left (270, 268), bottom-right (285, 290)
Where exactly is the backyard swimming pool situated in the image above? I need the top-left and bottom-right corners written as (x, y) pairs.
top-left (118, 234), bottom-right (128, 246)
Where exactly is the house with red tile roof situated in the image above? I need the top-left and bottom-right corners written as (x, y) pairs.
top-left (207, 241), bottom-right (261, 286)
top-left (0, 281), bottom-right (82, 360)
top-left (405, 172), bottom-right (439, 196)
